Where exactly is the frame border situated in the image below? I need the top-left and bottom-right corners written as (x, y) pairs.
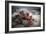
top-left (5, 1), bottom-right (45, 33)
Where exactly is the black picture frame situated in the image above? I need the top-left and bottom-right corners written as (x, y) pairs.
top-left (5, 1), bottom-right (45, 33)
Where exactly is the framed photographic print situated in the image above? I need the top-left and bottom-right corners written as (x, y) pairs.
top-left (5, 1), bottom-right (45, 33)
